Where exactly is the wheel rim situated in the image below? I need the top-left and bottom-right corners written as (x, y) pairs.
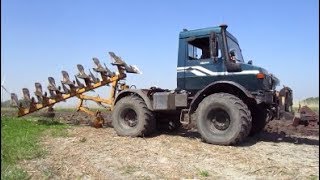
top-left (206, 108), bottom-right (231, 131)
top-left (120, 108), bottom-right (138, 127)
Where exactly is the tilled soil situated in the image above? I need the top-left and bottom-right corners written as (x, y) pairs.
top-left (265, 119), bottom-right (319, 137)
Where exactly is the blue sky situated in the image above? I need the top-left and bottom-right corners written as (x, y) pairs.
top-left (1, 0), bottom-right (319, 105)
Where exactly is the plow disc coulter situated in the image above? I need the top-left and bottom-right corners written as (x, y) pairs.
top-left (10, 52), bottom-right (140, 127)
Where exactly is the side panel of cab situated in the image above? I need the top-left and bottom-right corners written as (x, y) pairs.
top-left (177, 38), bottom-right (186, 90)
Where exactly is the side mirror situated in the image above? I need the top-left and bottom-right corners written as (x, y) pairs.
top-left (248, 60), bottom-right (253, 65)
top-left (210, 32), bottom-right (218, 59)
top-left (225, 49), bottom-right (242, 72)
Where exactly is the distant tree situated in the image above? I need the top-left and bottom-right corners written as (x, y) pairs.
top-left (302, 97), bottom-right (319, 104)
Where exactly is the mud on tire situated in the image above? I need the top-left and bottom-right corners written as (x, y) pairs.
top-left (112, 96), bottom-right (156, 137)
top-left (196, 93), bottom-right (252, 145)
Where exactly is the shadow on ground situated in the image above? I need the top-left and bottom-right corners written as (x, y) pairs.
top-left (153, 127), bottom-right (319, 146)
top-left (244, 131), bottom-right (319, 146)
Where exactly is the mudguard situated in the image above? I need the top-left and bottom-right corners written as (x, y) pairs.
top-left (114, 89), bottom-right (153, 110)
top-left (189, 80), bottom-right (255, 115)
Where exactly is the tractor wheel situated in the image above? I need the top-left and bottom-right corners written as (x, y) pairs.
top-left (196, 93), bottom-right (252, 145)
top-left (249, 104), bottom-right (268, 136)
top-left (112, 96), bottom-right (156, 137)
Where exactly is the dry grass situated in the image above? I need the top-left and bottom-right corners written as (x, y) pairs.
top-left (18, 126), bottom-right (319, 179)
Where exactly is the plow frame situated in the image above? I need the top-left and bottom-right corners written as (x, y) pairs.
top-left (12, 52), bottom-right (137, 127)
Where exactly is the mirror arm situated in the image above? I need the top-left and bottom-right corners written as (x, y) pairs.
top-left (210, 32), bottom-right (218, 61)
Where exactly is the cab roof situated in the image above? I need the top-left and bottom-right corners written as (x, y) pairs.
top-left (179, 26), bottom-right (239, 44)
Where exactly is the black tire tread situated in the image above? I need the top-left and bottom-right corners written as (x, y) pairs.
top-left (112, 95), bottom-right (155, 137)
top-left (196, 93), bottom-right (252, 145)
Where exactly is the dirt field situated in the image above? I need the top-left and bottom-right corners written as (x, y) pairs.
top-left (2, 109), bottom-right (319, 179)
top-left (11, 112), bottom-right (317, 179)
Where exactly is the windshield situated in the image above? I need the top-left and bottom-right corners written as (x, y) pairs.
top-left (227, 37), bottom-right (244, 63)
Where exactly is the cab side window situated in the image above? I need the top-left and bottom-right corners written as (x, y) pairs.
top-left (187, 37), bottom-right (210, 60)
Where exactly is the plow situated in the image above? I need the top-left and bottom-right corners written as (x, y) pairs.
top-left (10, 52), bottom-right (139, 128)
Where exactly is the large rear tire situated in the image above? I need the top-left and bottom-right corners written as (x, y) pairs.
top-left (196, 93), bottom-right (252, 145)
top-left (112, 96), bottom-right (156, 137)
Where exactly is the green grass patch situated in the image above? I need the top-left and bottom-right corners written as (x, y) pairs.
top-left (121, 165), bottom-right (140, 175)
top-left (309, 175), bottom-right (319, 180)
top-left (1, 116), bottom-right (68, 179)
top-left (198, 170), bottom-right (209, 177)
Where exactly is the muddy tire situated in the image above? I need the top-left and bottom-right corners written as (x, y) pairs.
top-left (112, 96), bottom-right (155, 137)
top-left (196, 93), bottom-right (252, 145)
top-left (249, 105), bottom-right (268, 136)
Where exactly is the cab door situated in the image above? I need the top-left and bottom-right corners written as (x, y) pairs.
top-left (183, 35), bottom-right (224, 93)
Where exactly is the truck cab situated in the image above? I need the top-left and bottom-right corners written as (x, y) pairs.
top-left (177, 25), bottom-right (279, 97)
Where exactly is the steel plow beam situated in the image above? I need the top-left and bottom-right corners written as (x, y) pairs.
top-left (10, 52), bottom-right (137, 118)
